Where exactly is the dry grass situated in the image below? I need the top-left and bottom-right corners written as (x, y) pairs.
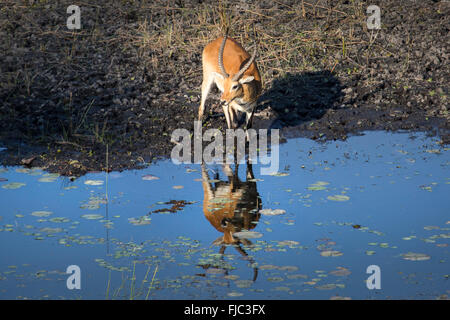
top-left (0, 0), bottom-right (388, 97)
top-left (110, 0), bottom-right (385, 87)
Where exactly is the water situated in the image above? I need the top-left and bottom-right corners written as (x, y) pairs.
top-left (0, 131), bottom-right (449, 300)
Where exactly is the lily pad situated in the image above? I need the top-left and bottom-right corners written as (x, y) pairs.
top-left (2, 182), bottom-right (26, 189)
top-left (267, 276), bottom-right (284, 282)
top-left (270, 172), bottom-right (289, 177)
top-left (142, 174), bottom-right (159, 181)
top-left (330, 296), bottom-right (351, 300)
top-left (80, 196), bottom-right (107, 210)
top-left (287, 274), bottom-right (308, 279)
top-left (274, 286), bottom-right (290, 292)
top-left (84, 180), bottom-right (104, 186)
top-left (260, 209), bottom-right (286, 216)
top-left (206, 268), bottom-right (226, 275)
top-left (320, 250), bottom-right (343, 257)
top-left (277, 240), bottom-right (299, 247)
top-left (235, 280), bottom-right (253, 288)
top-left (81, 214), bottom-right (104, 220)
top-left (327, 195), bottom-right (350, 202)
top-left (278, 265), bottom-right (299, 271)
top-left (39, 227), bottom-right (63, 234)
top-left (31, 211), bottom-right (53, 217)
top-left (38, 173), bottom-right (59, 182)
top-left (233, 231), bottom-right (263, 239)
top-left (227, 291), bottom-right (243, 297)
top-left (308, 181), bottom-right (330, 191)
top-left (401, 252), bottom-right (431, 261)
top-left (329, 267), bottom-right (351, 276)
top-left (316, 284), bottom-right (337, 290)
top-left (49, 217), bottom-right (70, 223)
top-left (259, 265), bottom-right (278, 270)
top-left (128, 216), bottom-right (151, 226)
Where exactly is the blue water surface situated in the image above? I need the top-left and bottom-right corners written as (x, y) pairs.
top-left (0, 131), bottom-right (448, 299)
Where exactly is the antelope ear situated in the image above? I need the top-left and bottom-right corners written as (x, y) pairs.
top-left (239, 76), bottom-right (254, 84)
top-left (212, 72), bottom-right (225, 81)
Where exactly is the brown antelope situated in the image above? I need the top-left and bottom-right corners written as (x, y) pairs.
top-left (198, 29), bottom-right (262, 130)
top-left (200, 162), bottom-right (261, 281)
top-left (201, 162), bottom-right (261, 245)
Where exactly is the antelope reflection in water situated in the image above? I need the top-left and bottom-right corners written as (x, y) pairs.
top-left (199, 162), bottom-right (261, 281)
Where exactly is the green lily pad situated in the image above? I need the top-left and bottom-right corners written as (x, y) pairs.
top-left (274, 286), bottom-right (290, 291)
top-left (40, 227), bottom-right (63, 234)
top-left (267, 276), bottom-right (284, 282)
top-left (329, 267), bottom-right (351, 276)
top-left (31, 211), bottom-right (53, 217)
top-left (260, 209), bottom-right (286, 216)
top-left (287, 274), bottom-right (308, 279)
top-left (327, 195), bottom-right (350, 202)
top-left (38, 173), bottom-right (59, 182)
top-left (81, 214), bottom-right (104, 220)
top-left (2, 182), bottom-right (26, 189)
top-left (128, 216), bottom-right (151, 226)
top-left (233, 231), bottom-right (263, 239)
top-left (49, 217), bottom-right (70, 223)
top-left (80, 196), bottom-right (107, 210)
top-left (234, 280), bottom-right (253, 288)
top-left (84, 180), bottom-right (104, 186)
top-left (227, 291), bottom-right (243, 297)
top-left (401, 252), bottom-right (431, 261)
top-left (308, 181), bottom-right (330, 191)
top-left (278, 265), bottom-right (299, 271)
top-left (320, 250), bottom-right (343, 257)
top-left (316, 284), bottom-right (337, 290)
top-left (277, 240), bottom-right (300, 247)
top-left (142, 174), bottom-right (159, 180)
top-left (259, 265), bottom-right (278, 270)
top-left (270, 172), bottom-right (289, 177)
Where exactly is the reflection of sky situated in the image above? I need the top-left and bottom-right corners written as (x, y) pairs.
top-left (0, 131), bottom-right (449, 299)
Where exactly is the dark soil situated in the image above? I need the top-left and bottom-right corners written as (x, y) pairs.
top-left (0, 0), bottom-right (448, 176)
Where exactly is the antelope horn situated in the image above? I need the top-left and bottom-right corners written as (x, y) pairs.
top-left (218, 29), bottom-right (229, 78)
top-left (232, 45), bottom-right (257, 81)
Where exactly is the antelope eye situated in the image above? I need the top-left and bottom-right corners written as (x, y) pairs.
top-left (231, 84), bottom-right (239, 90)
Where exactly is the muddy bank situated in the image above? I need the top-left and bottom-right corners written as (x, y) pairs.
top-left (0, 0), bottom-right (448, 175)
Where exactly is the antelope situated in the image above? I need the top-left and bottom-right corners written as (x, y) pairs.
top-left (198, 29), bottom-right (262, 130)
top-left (201, 162), bottom-right (261, 245)
top-left (200, 162), bottom-right (261, 281)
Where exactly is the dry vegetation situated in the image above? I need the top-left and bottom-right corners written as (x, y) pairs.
top-left (0, 0), bottom-right (448, 174)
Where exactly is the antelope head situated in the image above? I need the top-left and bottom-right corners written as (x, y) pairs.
top-left (214, 32), bottom-right (257, 106)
